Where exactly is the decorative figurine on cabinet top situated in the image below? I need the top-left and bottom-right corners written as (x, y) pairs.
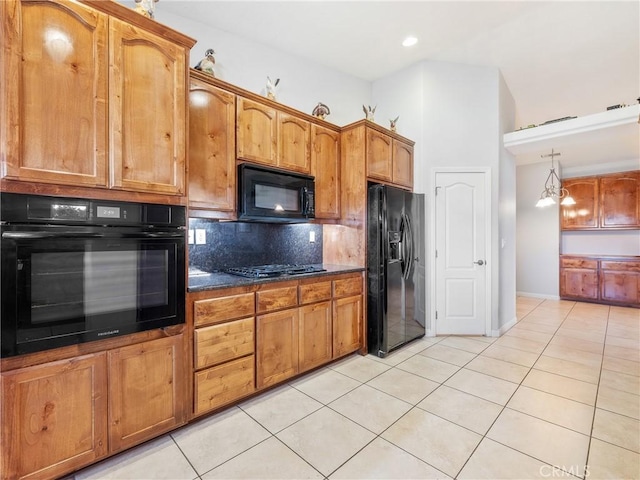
top-left (390, 116), bottom-right (399, 132)
top-left (266, 77), bottom-right (280, 101)
top-left (363, 105), bottom-right (376, 122)
top-left (134, 0), bottom-right (159, 19)
top-left (194, 49), bottom-right (216, 77)
top-left (312, 102), bottom-right (330, 120)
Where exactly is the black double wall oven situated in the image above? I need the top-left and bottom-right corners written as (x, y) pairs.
top-left (1, 193), bottom-right (186, 358)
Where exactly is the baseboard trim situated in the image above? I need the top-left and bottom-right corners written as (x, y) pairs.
top-left (492, 316), bottom-right (518, 337)
top-left (516, 291), bottom-right (560, 300)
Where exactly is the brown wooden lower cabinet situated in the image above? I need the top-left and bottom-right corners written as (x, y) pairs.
top-left (560, 256), bottom-right (640, 307)
top-left (298, 301), bottom-right (333, 372)
top-left (108, 335), bottom-right (187, 453)
top-left (1, 334), bottom-right (186, 479)
top-left (194, 355), bottom-right (255, 415)
top-left (1, 353), bottom-right (108, 480)
top-left (256, 309), bottom-right (300, 388)
top-left (600, 261), bottom-right (640, 306)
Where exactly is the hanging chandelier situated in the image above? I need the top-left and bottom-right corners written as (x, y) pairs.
top-left (535, 149), bottom-right (576, 208)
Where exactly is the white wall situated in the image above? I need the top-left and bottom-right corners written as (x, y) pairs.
top-left (498, 73), bottom-right (517, 331)
top-left (142, 4), bottom-right (372, 126)
top-left (373, 60), bottom-right (516, 334)
top-left (516, 162), bottom-right (560, 298)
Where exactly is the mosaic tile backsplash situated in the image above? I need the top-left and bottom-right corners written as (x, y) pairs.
top-left (188, 219), bottom-right (323, 272)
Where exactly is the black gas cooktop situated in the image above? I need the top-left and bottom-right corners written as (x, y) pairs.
top-left (225, 264), bottom-right (326, 278)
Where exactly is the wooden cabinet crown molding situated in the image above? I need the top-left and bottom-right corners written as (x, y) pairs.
top-left (79, 0), bottom-right (195, 48)
top-left (341, 119), bottom-right (415, 146)
top-left (190, 69), bottom-right (340, 133)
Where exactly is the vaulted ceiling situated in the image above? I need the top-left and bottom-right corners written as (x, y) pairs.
top-left (158, 1), bottom-right (639, 167)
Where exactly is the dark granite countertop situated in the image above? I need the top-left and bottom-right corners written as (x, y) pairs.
top-left (188, 264), bottom-right (365, 293)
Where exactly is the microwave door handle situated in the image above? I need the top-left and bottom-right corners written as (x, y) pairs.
top-left (302, 187), bottom-right (309, 216)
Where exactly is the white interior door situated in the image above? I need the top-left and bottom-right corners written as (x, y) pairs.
top-left (435, 171), bottom-right (489, 335)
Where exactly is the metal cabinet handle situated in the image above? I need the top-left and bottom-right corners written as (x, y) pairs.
top-left (474, 260), bottom-right (485, 266)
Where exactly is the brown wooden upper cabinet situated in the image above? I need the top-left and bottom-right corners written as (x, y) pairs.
top-left (600, 171), bottom-right (640, 228)
top-left (560, 177), bottom-right (599, 229)
top-left (365, 125), bottom-right (414, 190)
top-left (1, 0), bottom-right (194, 196)
top-left (188, 76), bottom-right (237, 219)
top-left (561, 171), bottom-right (639, 230)
top-left (236, 97), bottom-right (311, 174)
top-left (311, 125), bottom-right (341, 219)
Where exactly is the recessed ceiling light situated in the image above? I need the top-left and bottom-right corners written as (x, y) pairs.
top-left (402, 36), bottom-right (418, 47)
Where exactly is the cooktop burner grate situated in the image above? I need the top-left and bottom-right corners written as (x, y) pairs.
top-left (225, 264), bottom-right (326, 278)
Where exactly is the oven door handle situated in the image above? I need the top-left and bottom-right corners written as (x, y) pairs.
top-left (2, 231), bottom-right (185, 239)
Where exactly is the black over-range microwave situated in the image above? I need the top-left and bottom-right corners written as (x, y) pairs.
top-left (238, 164), bottom-right (315, 222)
top-left (0, 193), bottom-right (186, 358)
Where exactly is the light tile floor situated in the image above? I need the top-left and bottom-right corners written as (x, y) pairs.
top-left (73, 298), bottom-right (639, 480)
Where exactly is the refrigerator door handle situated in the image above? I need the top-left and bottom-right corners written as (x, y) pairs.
top-left (401, 213), bottom-right (414, 279)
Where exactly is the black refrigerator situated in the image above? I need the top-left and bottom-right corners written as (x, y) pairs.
top-left (367, 183), bottom-right (426, 357)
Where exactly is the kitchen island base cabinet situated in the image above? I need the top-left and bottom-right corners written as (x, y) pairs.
top-left (108, 335), bottom-right (186, 453)
top-left (1, 353), bottom-right (108, 480)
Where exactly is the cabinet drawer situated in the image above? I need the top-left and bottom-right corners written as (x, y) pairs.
top-left (560, 258), bottom-right (598, 269)
top-left (194, 317), bottom-right (255, 369)
top-left (601, 261), bottom-right (640, 272)
top-left (299, 281), bottom-right (332, 305)
top-left (256, 286), bottom-right (298, 313)
top-left (194, 355), bottom-right (255, 415)
top-left (333, 276), bottom-right (363, 298)
top-left (194, 293), bottom-right (255, 327)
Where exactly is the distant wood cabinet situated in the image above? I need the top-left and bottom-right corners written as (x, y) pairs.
top-left (236, 97), bottom-right (311, 174)
top-left (559, 257), bottom-right (599, 301)
top-left (0, 333), bottom-right (186, 480)
top-left (561, 171), bottom-right (639, 230)
top-left (1, 0), bottom-right (194, 197)
top-left (188, 75), bottom-right (237, 218)
top-left (560, 256), bottom-right (640, 307)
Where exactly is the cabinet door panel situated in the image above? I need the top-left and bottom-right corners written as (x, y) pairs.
top-left (1, 353), bottom-right (107, 480)
top-left (560, 268), bottom-right (598, 300)
top-left (189, 79), bottom-right (236, 215)
top-left (366, 128), bottom-right (392, 182)
top-left (561, 178), bottom-right (599, 229)
top-left (256, 309), bottom-right (299, 388)
top-left (108, 335), bottom-right (186, 453)
top-left (601, 271), bottom-right (640, 306)
top-left (236, 97), bottom-right (277, 165)
top-left (278, 113), bottom-right (311, 173)
top-left (109, 18), bottom-right (186, 195)
top-left (299, 301), bottom-right (332, 372)
top-left (600, 172), bottom-right (640, 228)
top-left (312, 125), bottom-right (341, 219)
top-left (2, 0), bottom-right (108, 187)
top-left (393, 139), bottom-right (413, 189)
top-left (333, 295), bottom-right (363, 357)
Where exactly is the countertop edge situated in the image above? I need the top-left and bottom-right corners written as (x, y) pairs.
top-left (187, 264), bottom-right (365, 293)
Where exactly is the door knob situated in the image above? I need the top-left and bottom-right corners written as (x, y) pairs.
top-left (474, 260), bottom-right (485, 266)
